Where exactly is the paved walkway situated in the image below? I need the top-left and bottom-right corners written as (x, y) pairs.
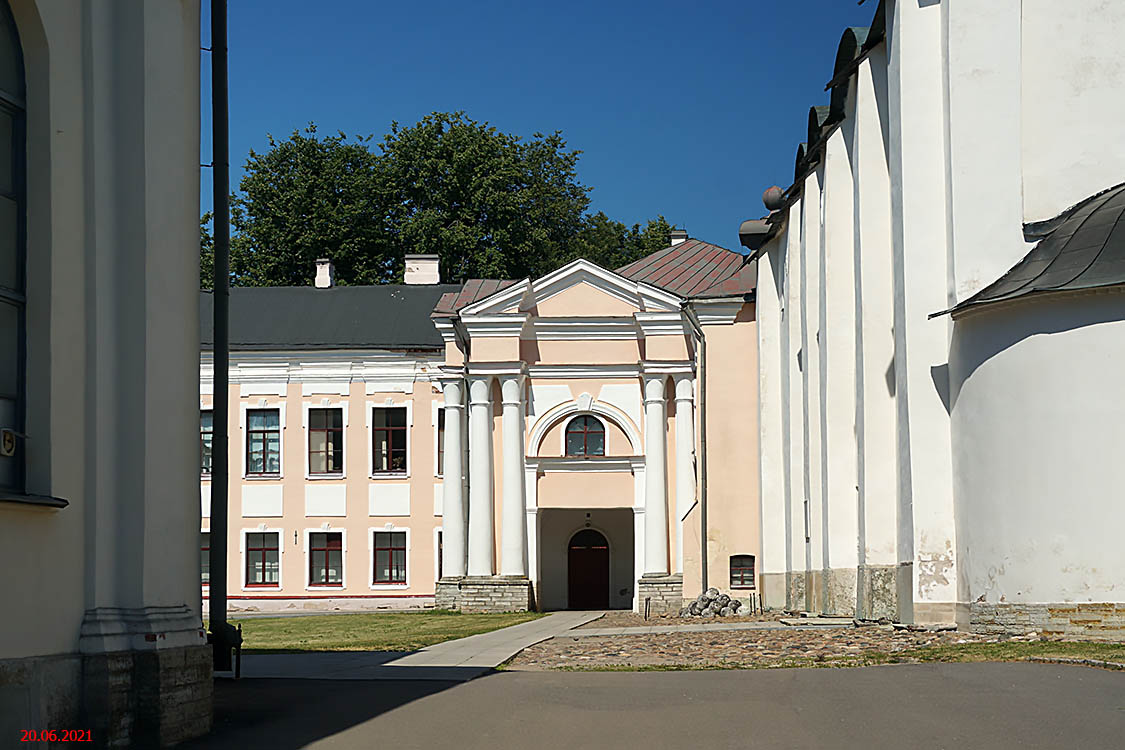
top-left (564, 619), bottom-right (854, 639)
top-left (237, 610), bottom-right (601, 681)
top-left (188, 663), bottom-right (1125, 749)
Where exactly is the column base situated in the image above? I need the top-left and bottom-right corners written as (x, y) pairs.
top-left (78, 606), bottom-right (212, 746)
top-left (436, 576), bottom-right (533, 613)
top-left (636, 574), bottom-right (683, 615)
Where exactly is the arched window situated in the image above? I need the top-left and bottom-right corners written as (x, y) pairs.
top-left (565, 415), bottom-right (604, 457)
top-left (730, 554), bottom-right (755, 589)
top-left (0, 0), bottom-right (25, 492)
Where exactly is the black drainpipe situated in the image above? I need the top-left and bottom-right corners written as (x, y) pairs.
top-left (682, 303), bottom-right (707, 592)
top-left (207, 0), bottom-right (240, 672)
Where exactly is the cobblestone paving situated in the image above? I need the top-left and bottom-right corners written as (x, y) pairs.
top-left (508, 624), bottom-right (1001, 670)
top-left (576, 610), bottom-right (787, 629)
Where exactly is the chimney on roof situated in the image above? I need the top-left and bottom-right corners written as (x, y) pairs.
top-left (314, 258), bottom-right (335, 289)
top-left (669, 228), bottom-right (688, 246)
top-left (404, 254), bottom-right (440, 285)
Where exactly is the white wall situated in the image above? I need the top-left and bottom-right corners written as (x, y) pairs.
top-left (949, 293), bottom-right (1125, 603)
top-left (755, 231), bottom-right (786, 588)
top-left (1021, 0), bottom-right (1125, 223)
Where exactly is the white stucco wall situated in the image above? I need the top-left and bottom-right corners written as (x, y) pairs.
top-left (756, 232), bottom-right (786, 591)
top-left (1020, 0), bottom-right (1125, 223)
top-left (949, 293), bottom-right (1125, 603)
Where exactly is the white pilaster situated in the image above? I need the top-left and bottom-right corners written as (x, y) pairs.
top-left (467, 376), bottom-right (494, 576)
top-left (673, 374), bottom-right (696, 574)
top-left (500, 375), bottom-right (528, 576)
top-left (440, 377), bottom-right (467, 578)
top-left (643, 374), bottom-right (669, 576)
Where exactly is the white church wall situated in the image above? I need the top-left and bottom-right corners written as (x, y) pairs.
top-left (1020, 0), bottom-right (1125, 224)
top-left (942, 0), bottom-right (1027, 304)
top-left (801, 170), bottom-right (827, 610)
top-left (949, 293), bottom-right (1125, 632)
top-left (852, 48), bottom-right (899, 619)
top-left (784, 200), bottom-right (807, 609)
top-left (886, 0), bottom-right (959, 624)
top-left (821, 125), bottom-right (860, 616)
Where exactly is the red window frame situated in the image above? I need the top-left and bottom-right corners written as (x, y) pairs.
top-left (373, 531), bottom-right (407, 584)
top-left (729, 554), bottom-right (756, 589)
top-left (308, 407), bottom-right (344, 475)
top-left (308, 531), bottom-right (343, 587)
top-left (245, 532), bottom-right (280, 587)
top-left (372, 407), bottom-right (408, 474)
top-left (565, 415), bottom-right (605, 457)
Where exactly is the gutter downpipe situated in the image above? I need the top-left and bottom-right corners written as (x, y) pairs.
top-left (208, 0), bottom-right (240, 672)
top-left (682, 303), bottom-right (707, 592)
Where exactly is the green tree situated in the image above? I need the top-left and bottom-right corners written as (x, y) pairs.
top-left (218, 113), bottom-right (677, 287)
top-left (200, 211), bottom-right (214, 290)
top-left (230, 125), bottom-right (391, 286)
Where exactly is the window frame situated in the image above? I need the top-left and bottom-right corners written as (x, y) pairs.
top-left (368, 402), bottom-right (411, 478)
top-left (564, 414), bottom-right (606, 457)
top-left (200, 409), bottom-right (213, 476)
top-left (369, 526), bottom-right (409, 588)
top-left (729, 554), bottom-right (756, 590)
top-left (200, 530), bottom-right (211, 587)
top-left (244, 406), bottom-right (282, 478)
top-left (305, 528), bottom-right (345, 589)
top-left (305, 404), bottom-right (345, 478)
top-left (242, 529), bottom-right (282, 589)
top-left (0, 13), bottom-right (26, 494)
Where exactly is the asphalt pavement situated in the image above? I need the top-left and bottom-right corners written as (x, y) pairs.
top-left (184, 662), bottom-right (1125, 749)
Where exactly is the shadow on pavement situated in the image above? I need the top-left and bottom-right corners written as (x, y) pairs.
top-left (182, 671), bottom-right (489, 749)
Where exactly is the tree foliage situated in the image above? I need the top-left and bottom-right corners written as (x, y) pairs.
top-left (209, 113), bottom-right (676, 287)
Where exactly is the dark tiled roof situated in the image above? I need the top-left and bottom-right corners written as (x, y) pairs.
top-left (940, 182), bottom-right (1125, 317)
top-left (616, 239), bottom-right (755, 298)
top-left (200, 284), bottom-right (461, 351)
top-left (431, 278), bottom-right (521, 317)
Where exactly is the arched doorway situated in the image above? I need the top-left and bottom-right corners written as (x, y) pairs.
top-left (567, 529), bottom-right (609, 610)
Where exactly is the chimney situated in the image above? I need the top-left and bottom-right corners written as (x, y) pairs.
top-left (404, 254), bottom-right (440, 285)
top-left (314, 258), bottom-right (335, 288)
top-left (669, 228), bottom-right (688, 246)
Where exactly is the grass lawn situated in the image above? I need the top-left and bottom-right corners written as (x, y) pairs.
top-left (540, 640), bottom-right (1125, 672)
top-left (216, 610), bottom-right (545, 653)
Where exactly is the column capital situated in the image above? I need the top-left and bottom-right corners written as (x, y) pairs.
top-left (468, 375), bottom-right (493, 405)
top-left (673, 373), bottom-right (694, 402)
top-left (500, 373), bottom-right (526, 406)
top-left (643, 373), bottom-right (667, 404)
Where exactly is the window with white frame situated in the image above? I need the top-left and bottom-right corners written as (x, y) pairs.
top-left (729, 554), bottom-right (756, 589)
top-left (372, 407), bottom-right (407, 474)
top-left (565, 415), bottom-right (605, 457)
top-left (246, 408), bottom-right (281, 476)
top-left (309, 531), bottom-right (343, 586)
top-left (200, 410), bottom-right (213, 475)
top-left (373, 530), bottom-right (407, 584)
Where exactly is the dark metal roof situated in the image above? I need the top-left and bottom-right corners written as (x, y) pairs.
top-left (616, 238), bottom-right (755, 298)
top-left (938, 183), bottom-right (1125, 317)
top-left (200, 284), bottom-right (462, 351)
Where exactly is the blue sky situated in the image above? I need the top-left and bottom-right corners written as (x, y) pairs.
top-left (201, 0), bottom-right (874, 251)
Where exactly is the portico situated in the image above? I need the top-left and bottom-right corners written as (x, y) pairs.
top-left (430, 257), bottom-right (748, 614)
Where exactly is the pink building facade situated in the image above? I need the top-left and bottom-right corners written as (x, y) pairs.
top-left (201, 240), bottom-right (760, 614)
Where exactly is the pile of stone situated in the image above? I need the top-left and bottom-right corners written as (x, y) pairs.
top-left (679, 587), bottom-right (743, 618)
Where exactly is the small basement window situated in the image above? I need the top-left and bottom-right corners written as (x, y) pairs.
top-left (729, 554), bottom-right (755, 589)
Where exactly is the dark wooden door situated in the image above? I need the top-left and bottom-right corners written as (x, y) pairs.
top-left (567, 529), bottom-right (609, 610)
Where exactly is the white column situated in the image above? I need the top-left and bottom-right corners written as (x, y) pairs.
top-left (673, 374), bottom-right (696, 574)
top-left (500, 375), bottom-right (528, 577)
top-left (643, 374), bottom-right (669, 576)
top-left (440, 378), bottom-right (467, 578)
top-left (467, 376), bottom-right (494, 576)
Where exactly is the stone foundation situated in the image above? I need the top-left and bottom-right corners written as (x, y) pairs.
top-left (0, 653), bottom-right (81, 742)
top-left (81, 644), bottom-right (213, 747)
top-left (636, 574), bottom-right (683, 615)
top-left (759, 572), bottom-right (787, 611)
top-left (436, 576), bottom-right (532, 612)
top-left (822, 567), bottom-right (858, 617)
top-left (786, 570), bottom-right (806, 612)
top-left (971, 602), bottom-right (1125, 640)
top-left (857, 564), bottom-right (898, 621)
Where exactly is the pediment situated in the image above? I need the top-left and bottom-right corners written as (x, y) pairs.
top-left (460, 259), bottom-right (682, 317)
